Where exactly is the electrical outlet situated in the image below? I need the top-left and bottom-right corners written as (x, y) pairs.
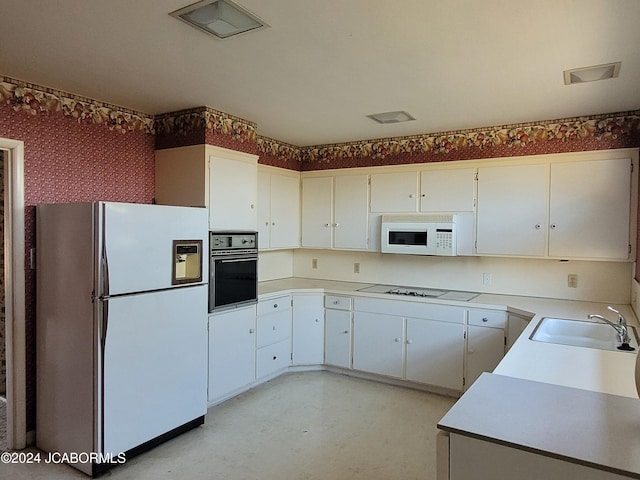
top-left (482, 273), bottom-right (492, 286)
top-left (311, 258), bottom-right (318, 269)
top-left (568, 274), bottom-right (578, 288)
top-left (354, 262), bottom-right (360, 274)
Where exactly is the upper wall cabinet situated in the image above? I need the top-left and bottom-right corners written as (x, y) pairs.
top-left (155, 145), bottom-right (258, 230)
top-left (370, 168), bottom-right (476, 213)
top-left (257, 168), bottom-right (300, 249)
top-left (301, 174), bottom-right (369, 250)
top-left (476, 152), bottom-right (637, 261)
top-left (420, 168), bottom-right (476, 212)
top-left (370, 172), bottom-right (418, 212)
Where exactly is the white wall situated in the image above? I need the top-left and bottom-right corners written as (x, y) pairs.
top-left (291, 249), bottom-right (633, 304)
top-left (259, 250), bottom-right (294, 281)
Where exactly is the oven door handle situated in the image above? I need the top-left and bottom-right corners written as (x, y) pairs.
top-left (217, 257), bottom-right (258, 263)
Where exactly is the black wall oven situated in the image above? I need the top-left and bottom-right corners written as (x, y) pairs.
top-left (209, 231), bottom-right (258, 312)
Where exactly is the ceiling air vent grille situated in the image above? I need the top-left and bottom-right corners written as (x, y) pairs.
top-left (367, 111), bottom-right (416, 124)
top-left (563, 62), bottom-right (621, 85)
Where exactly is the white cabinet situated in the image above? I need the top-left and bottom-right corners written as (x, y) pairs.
top-left (476, 163), bottom-right (549, 257)
top-left (353, 311), bottom-right (405, 378)
top-left (292, 294), bottom-right (325, 365)
top-left (352, 298), bottom-right (467, 387)
top-left (258, 168), bottom-right (300, 249)
top-left (207, 306), bottom-right (256, 403)
top-left (155, 144), bottom-right (258, 230)
top-left (301, 174), bottom-right (369, 249)
top-left (209, 154), bottom-right (257, 230)
top-left (405, 317), bottom-right (465, 390)
top-left (465, 309), bottom-right (506, 389)
top-left (420, 168), bottom-right (476, 212)
top-left (548, 159), bottom-right (631, 259)
top-left (256, 296), bottom-right (292, 379)
top-left (370, 171), bottom-right (419, 212)
top-left (324, 295), bottom-right (353, 369)
top-left (476, 155), bottom-right (635, 260)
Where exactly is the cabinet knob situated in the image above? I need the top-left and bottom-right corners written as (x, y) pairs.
top-left (250, 203), bottom-right (255, 209)
top-left (324, 223), bottom-right (330, 227)
top-left (394, 337), bottom-right (401, 343)
top-left (535, 224), bottom-right (542, 230)
top-left (333, 223), bottom-right (339, 227)
top-left (273, 303), bottom-right (278, 308)
top-left (407, 339), bottom-right (413, 344)
top-left (333, 300), bottom-right (339, 305)
top-left (421, 193), bottom-right (426, 198)
top-left (272, 326), bottom-right (276, 331)
top-left (271, 222), bottom-right (276, 226)
top-left (265, 221), bottom-right (269, 226)
top-left (482, 317), bottom-right (489, 323)
top-left (550, 224), bottom-right (557, 229)
top-left (315, 318), bottom-right (320, 323)
top-left (249, 328), bottom-right (255, 334)
top-left (409, 194), bottom-right (415, 198)
top-left (342, 330), bottom-right (349, 334)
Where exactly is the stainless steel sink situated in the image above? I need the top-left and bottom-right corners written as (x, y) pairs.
top-left (529, 317), bottom-right (639, 352)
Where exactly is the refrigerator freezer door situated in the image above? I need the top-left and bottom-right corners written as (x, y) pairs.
top-left (102, 285), bottom-right (207, 455)
top-left (102, 202), bottom-right (208, 296)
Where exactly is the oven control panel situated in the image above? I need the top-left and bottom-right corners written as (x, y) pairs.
top-left (210, 232), bottom-right (257, 251)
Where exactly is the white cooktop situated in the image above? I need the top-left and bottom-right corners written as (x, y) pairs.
top-left (358, 284), bottom-right (478, 301)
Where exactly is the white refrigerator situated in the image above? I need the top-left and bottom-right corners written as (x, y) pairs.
top-left (36, 202), bottom-right (209, 476)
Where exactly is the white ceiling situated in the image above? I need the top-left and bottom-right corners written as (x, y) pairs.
top-left (1, 0), bottom-right (639, 146)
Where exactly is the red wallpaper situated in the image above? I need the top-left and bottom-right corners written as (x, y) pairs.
top-left (0, 104), bottom-right (155, 430)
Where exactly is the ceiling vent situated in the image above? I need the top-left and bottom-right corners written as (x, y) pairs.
top-left (563, 62), bottom-right (621, 85)
top-left (170, 0), bottom-right (268, 39)
top-left (367, 110), bottom-right (416, 124)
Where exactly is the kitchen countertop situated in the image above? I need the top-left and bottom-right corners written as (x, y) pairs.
top-left (438, 373), bottom-right (640, 478)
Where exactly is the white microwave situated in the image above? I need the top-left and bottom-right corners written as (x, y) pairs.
top-left (380, 213), bottom-right (474, 256)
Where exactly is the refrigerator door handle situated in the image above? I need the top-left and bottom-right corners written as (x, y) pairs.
top-left (101, 203), bottom-right (110, 299)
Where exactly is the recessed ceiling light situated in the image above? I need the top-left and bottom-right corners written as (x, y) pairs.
top-left (367, 111), bottom-right (416, 124)
top-left (563, 62), bottom-right (621, 85)
top-left (170, 0), bottom-right (268, 39)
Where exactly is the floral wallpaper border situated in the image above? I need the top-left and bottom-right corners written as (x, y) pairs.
top-left (300, 112), bottom-right (640, 164)
top-left (0, 76), bottom-right (155, 134)
top-left (2, 74), bottom-right (640, 166)
top-left (155, 106), bottom-right (257, 144)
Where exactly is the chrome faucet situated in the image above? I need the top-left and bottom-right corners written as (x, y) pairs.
top-left (588, 306), bottom-right (633, 349)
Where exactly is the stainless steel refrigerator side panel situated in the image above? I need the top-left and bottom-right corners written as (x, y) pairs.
top-left (36, 202), bottom-right (97, 476)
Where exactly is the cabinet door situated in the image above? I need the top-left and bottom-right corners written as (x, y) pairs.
top-left (209, 155), bottom-right (257, 230)
top-left (257, 171), bottom-right (271, 249)
top-left (353, 312), bottom-right (404, 378)
top-left (370, 171), bottom-right (419, 212)
top-left (466, 325), bottom-right (504, 389)
top-left (549, 159), bottom-right (631, 259)
top-left (325, 309), bottom-right (352, 368)
top-left (292, 294), bottom-right (325, 365)
top-left (301, 177), bottom-right (333, 248)
top-left (208, 307), bottom-right (256, 402)
top-left (334, 175), bottom-right (369, 249)
top-left (420, 168), bottom-right (475, 212)
top-left (476, 164), bottom-right (549, 256)
top-left (270, 174), bottom-right (300, 248)
top-left (405, 318), bottom-right (464, 391)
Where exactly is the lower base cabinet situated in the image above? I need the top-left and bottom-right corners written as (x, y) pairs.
top-left (406, 318), bottom-right (465, 390)
top-left (292, 294), bottom-right (325, 365)
top-left (256, 339), bottom-right (291, 378)
top-left (208, 306), bottom-right (256, 403)
top-left (466, 309), bottom-right (507, 389)
top-left (353, 312), bottom-right (404, 378)
top-left (325, 308), bottom-right (352, 368)
top-left (256, 295), bottom-right (292, 379)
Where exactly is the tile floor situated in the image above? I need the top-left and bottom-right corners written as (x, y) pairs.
top-left (3, 371), bottom-right (455, 479)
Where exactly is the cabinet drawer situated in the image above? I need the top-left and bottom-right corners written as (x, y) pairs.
top-left (257, 310), bottom-right (291, 347)
top-left (468, 309), bottom-right (506, 328)
top-left (257, 295), bottom-right (291, 316)
top-left (325, 295), bottom-right (352, 310)
top-left (256, 339), bottom-right (291, 379)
